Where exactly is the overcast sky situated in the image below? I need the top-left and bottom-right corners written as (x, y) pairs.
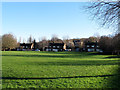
top-left (2, 2), bottom-right (112, 42)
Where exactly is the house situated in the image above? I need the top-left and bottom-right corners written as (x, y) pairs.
top-left (85, 42), bottom-right (101, 52)
top-left (73, 39), bottom-right (84, 51)
top-left (45, 43), bottom-right (66, 52)
top-left (17, 43), bottom-right (34, 51)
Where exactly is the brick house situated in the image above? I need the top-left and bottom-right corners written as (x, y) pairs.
top-left (45, 43), bottom-right (66, 52)
top-left (85, 42), bottom-right (101, 52)
top-left (17, 43), bottom-right (34, 51)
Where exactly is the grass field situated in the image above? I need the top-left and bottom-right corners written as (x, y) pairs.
top-left (2, 51), bottom-right (120, 88)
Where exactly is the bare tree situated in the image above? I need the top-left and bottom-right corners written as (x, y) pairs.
top-left (85, 0), bottom-right (120, 31)
top-left (51, 34), bottom-right (59, 42)
top-left (63, 35), bottom-right (70, 45)
top-left (18, 37), bottom-right (21, 43)
top-left (112, 33), bottom-right (120, 52)
top-left (67, 41), bottom-right (75, 50)
top-left (41, 36), bottom-right (47, 41)
top-left (99, 35), bottom-right (113, 52)
top-left (88, 36), bottom-right (99, 42)
top-left (37, 36), bottom-right (48, 51)
top-left (23, 38), bottom-right (26, 43)
top-left (28, 35), bottom-right (32, 43)
top-left (63, 35), bottom-right (69, 40)
top-left (2, 34), bottom-right (17, 50)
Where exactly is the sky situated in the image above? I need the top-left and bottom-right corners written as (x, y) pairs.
top-left (2, 2), bottom-right (113, 42)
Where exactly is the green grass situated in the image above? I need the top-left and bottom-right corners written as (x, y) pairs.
top-left (2, 51), bottom-right (120, 88)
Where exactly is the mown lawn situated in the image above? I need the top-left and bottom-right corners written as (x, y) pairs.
top-left (2, 51), bottom-right (120, 88)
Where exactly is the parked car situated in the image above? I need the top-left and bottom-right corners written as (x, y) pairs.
top-left (35, 49), bottom-right (40, 51)
top-left (22, 49), bottom-right (26, 51)
top-left (53, 49), bottom-right (58, 52)
top-left (65, 49), bottom-right (72, 51)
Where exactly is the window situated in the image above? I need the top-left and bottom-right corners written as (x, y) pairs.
top-left (46, 49), bottom-right (51, 51)
top-left (53, 46), bottom-right (56, 48)
top-left (88, 49), bottom-right (94, 52)
top-left (91, 45), bottom-right (94, 47)
top-left (97, 45), bottom-right (99, 47)
top-left (57, 46), bottom-right (59, 48)
top-left (96, 49), bottom-right (100, 52)
top-left (87, 45), bottom-right (89, 47)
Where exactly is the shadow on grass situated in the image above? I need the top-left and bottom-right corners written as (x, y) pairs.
top-left (105, 61), bottom-right (120, 88)
top-left (26, 59), bottom-right (120, 66)
top-left (105, 56), bottom-right (120, 58)
top-left (2, 74), bottom-right (119, 80)
top-left (2, 54), bottom-right (94, 58)
top-left (2, 54), bottom-right (67, 58)
top-left (2, 52), bottom-right (98, 58)
top-left (105, 54), bottom-right (120, 88)
top-left (3, 53), bottom-right (119, 66)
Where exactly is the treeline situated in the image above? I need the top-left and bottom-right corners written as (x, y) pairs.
top-left (0, 33), bottom-right (120, 54)
top-left (99, 33), bottom-right (120, 54)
